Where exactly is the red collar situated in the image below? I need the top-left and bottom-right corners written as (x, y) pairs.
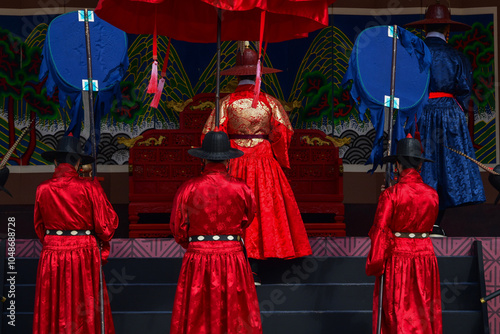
top-left (53, 163), bottom-right (78, 178)
top-left (398, 168), bottom-right (423, 183)
top-left (202, 163), bottom-right (228, 175)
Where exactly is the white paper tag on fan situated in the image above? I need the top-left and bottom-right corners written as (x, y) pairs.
top-left (78, 10), bottom-right (94, 22)
top-left (384, 95), bottom-right (399, 109)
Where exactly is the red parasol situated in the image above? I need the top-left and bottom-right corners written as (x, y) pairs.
top-left (95, 0), bottom-right (334, 124)
top-left (95, 0), bottom-right (332, 43)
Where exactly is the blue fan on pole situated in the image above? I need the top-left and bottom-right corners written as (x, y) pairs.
top-left (39, 10), bottom-right (129, 157)
top-left (342, 25), bottom-right (432, 172)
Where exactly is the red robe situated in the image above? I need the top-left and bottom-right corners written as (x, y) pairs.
top-left (366, 169), bottom-right (442, 334)
top-left (203, 84), bottom-right (312, 259)
top-left (170, 163), bottom-right (262, 334)
top-left (33, 163), bottom-right (118, 334)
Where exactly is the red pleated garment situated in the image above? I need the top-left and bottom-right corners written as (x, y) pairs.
top-left (169, 163), bottom-right (262, 333)
top-left (33, 236), bottom-right (115, 334)
top-left (170, 242), bottom-right (262, 334)
top-left (372, 238), bottom-right (442, 334)
top-left (33, 163), bottom-right (119, 334)
top-left (230, 141), bottom-right (312, 259)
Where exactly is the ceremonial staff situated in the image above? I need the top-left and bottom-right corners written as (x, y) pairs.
top-left (378, 24), bottom-right (399, 334)
top-left (0, 118), bottom-right (37, 197)
top-left (83, 8), bottom-right (97, 178)
top-left (83, 8), bottom-right (105, 334)
top-left (215, 8), bottom-right (222, 129)
top-left (481, 289), bottom-right (500, 304)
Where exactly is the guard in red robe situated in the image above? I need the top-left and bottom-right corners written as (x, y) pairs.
top-left (366, 135), bottom-right (442, 334)
top-left (170, 131), bottom-right (262, 334)
top-left (203, 46), bottom-right (312, 260)
top-left (33, 135), bottom-right (119, 334)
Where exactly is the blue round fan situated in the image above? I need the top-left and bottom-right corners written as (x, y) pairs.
top-left (40, 10), bottom-right (129, 151)
top-left (342, 25), bottom-right (431, 171)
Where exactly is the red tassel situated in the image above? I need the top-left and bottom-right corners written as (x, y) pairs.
top-left (252, 59), bottom-right (262, 108)
top-left (252, 11), bottom-right (266, 108)
top-left (147, 60), bottom-right (158, 94)
top-left (161, 37), bottom-right (171, 77)
top-left (414, 130), bottom-right (421, 142)
top-left (150, 77), bottom-right (165, 108)
top-left (414, 115), bottom-right (423, 153)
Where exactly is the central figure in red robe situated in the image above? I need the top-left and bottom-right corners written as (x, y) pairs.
top-left (203, 45), bottom-right (312, 260)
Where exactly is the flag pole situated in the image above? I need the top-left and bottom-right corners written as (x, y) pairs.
top-left (215, 8), bottom-right (222, 129)
top-left (84, 9), bottom-right (104, 334)
top-left (84, 8), bottom-right (97, 178)
top-left (378, 24), bottom-right (398, 334)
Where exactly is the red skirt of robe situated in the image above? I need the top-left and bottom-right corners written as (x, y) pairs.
top-left (170, 241), bottom-right (262, 334)
top-left (372, 237), bottom-right (442, 334)
top-left (33, 235), bottom-right (115, 334)
top-left (229, 140), bottom-right (312, 260)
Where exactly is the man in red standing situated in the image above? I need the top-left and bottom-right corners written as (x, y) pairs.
top-left (170, 131), bottom-right (262, 334)
top-left (366, 135), bottom-right (442, 333)
top-left (33, 135), bottom-right (118, 334)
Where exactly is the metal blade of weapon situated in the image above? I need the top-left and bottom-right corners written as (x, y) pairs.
top-left (0, 118), bottom-right (37, 170)
top-left (81, 90), bottom-right (91, 141)
top-left (445, 146), bottom-right (500, 176)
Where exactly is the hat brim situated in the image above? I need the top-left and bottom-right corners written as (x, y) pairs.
top-left (41, 151), bottom-right (95, 165)
top-left (220, 65), bottom-right (282, 76)
top-left (382, 155), bottom-right (434, 164)
top-left (188, 147), bottom-right (244, 160)
top-left (405, 19), bottom-right (471, 32)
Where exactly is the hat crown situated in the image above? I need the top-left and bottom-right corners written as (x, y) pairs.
top-left (236, 48), bottom-right (258, 67)
top-left (396, 137), bottom-right (423, 158)
top-left (201, 131), bottom-right (231, 155)
top-left (220, 47), bottom-right (281, 76)
top-left (56, 136), bottom-right (83, 155)
top-left (41, 135), bottom-right (94, 164)
top-left (187, 131), bottom-right (243, 161)
top-left (426, 4), bottom-right (451, 21)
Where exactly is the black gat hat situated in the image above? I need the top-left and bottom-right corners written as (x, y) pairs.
top-left (188, 131), bottom-right (244, 161)
top-left (41, 135), bottom-right (94, 165)
top-left (383, 134), bottom-right (433, 164)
